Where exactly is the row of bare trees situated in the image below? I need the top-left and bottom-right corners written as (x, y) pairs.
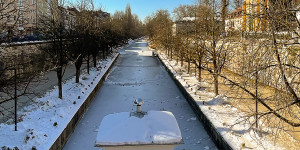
top-left (0, 0), bottom-right (144, 122)
top-left (0, 0), bottom-right (40, 122)
top-left (146, 0), bottom-right (300, 141)
top-left (34, 1), bottom-right (144, 99)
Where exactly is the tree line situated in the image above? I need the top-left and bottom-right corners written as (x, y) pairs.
top-left (37, 1), bottom-right (144, 98)
top-left (0, 0), bottom-right (144, 119)
top-left (146, 0), bottom-right (300, 140)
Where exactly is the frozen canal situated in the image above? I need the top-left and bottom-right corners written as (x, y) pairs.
top-left (63, 40), bottom-right (217, 150)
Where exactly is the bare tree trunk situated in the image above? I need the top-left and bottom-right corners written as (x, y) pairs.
top-left (170, 42), bottom-right (173, 59)
top-left (58, 37), bottom-right (64, 99)
top-left (213, 53), bottom-right (219, 96)
top-left (198, 57), bottom-right (202, 82)
top-left (212, 39), bottom-right (219, 96)
top-left (176, 47), bottom-right (179, 64)
top-left (167, 47), bottom-right (170, 57)
top-left (75, 55), bottom-right (82, 83)
top-left (180, 50), bottom-right (183, 67)
top-left (102, 48), bottom-right (105, 59)
top-left (57, 67), bottom-right (62, 99)
top-left (105, 46), bottom-right (109, 59)
top-left (87, 54), bottom-right (90, 74)
top-left (221, 0), bottom-right (228, 32)
top-left (187, 49), bottom-right (191, 74)
top-left (93, 54), bottom-right (97, 68)
top-left (213, 74), bottom-right (219, 96)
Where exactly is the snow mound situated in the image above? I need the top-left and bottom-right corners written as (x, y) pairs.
top-left (206, 95), bottom-right (229, 105)
top-left (95, 111), bottom-right (182, 146)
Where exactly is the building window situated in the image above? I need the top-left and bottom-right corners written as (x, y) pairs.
top-left (32, 0), bottom-right (34, 5)
top-left (19, 0), bottom-right (23, 7)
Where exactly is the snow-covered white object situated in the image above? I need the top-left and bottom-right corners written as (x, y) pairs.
top-left (95, 111), bottom-right (182, 146)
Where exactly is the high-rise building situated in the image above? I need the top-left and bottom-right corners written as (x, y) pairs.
top-left (0, 0), bottom-right (56, 36)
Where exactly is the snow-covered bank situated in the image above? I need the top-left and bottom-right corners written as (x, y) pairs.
top-left (156, 51), bottom-right (286, 150)
top-left (0, 53), bottom-right (119, 150)
top-left (0, 40), bottom-right (48, 46)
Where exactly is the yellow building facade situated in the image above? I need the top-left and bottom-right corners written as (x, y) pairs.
top-left (242, 0), bottom-right (268, 32)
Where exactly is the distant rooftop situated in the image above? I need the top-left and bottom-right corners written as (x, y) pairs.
top-left (182, 17), bottom-right (196, 21)
top-left (228, 7), bottom-right (242, 19)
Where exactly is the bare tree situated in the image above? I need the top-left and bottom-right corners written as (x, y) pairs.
top-left (37, 0), bottom-right (68, 99)
top-left (145, 9), bottom-right (173, 56)
top-left (213, 0), bottom-right (300, 140)
top-left (0, 0), bottom-right (18, 43)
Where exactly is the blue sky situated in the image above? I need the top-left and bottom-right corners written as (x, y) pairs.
top-left (94, 0), bottom-right (196, 22)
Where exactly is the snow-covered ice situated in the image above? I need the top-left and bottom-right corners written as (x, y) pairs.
top-left (63, 40), bottom-right (217, 150)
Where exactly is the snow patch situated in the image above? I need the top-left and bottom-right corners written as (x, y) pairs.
top-left (206, 95), bottom-right (229, 105)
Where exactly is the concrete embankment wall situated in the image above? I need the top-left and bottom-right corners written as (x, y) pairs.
top-left (156, 54), bottom-right (233, 150)
top-left (50, 53), bottom-right (120, 150)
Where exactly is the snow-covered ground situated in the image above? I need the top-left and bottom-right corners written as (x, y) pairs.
top-left (157, 51), bottom-right (287, 150)
top-left (0, 40), bottom-right (49, 47)
top-left (0, 51), bottom-right (119, 149)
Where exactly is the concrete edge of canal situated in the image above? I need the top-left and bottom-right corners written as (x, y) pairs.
top-left (49, 53), bottom-right (120, 150)
top-left (156, 53), bottom-right (233, 150)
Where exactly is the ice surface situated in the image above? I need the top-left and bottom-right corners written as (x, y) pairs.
top-left (95, 111), bottom-right (182, 146)
top-left (64, 40), bottom-right (217, 150)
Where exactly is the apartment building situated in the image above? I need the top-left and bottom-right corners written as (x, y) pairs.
top-left (225, 7), bottom-right (243, 32)
top-left (241, 0), bottom-right (268, 32)
top-left (241, 0), bottom-right (300, 32)
top-left (0, 0), bottom-right (19, 30)
top-left (65, 7), bottom-right (78, 30)
top-left (172, 17), bottom-right (196, 36)
top-left (224, 0), bottom-right (300, 32)
top-left (0, 0), bottom-right (55, 36)
top-left (1, 0), bottom-right (111, 39)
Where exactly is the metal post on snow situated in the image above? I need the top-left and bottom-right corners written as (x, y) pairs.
top-left (14, 68), bottom-right (17, 131)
